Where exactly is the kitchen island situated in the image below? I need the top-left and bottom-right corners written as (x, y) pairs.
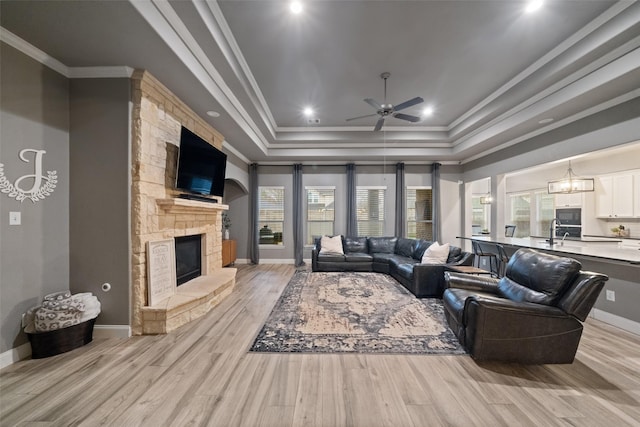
top-left (459, 235), bottom-right (640, 335)
top-left (464, 236), bottom-right (640, 264)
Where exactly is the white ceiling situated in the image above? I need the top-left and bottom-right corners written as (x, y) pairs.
top-left (1, 0), bottom-right (639, 164)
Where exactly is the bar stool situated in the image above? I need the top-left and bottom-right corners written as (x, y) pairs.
top-left (471, 241), bottom-right (499, 277)
top-left (496, 244), bottom-right (510, 278)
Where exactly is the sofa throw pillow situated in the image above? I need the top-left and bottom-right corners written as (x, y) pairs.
top-left (320, 235), bottom-right (344, 255)
top-left (421, 241), bottom-right (450, 264)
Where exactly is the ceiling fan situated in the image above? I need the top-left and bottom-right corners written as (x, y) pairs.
top-left (346, 72), bottom-right (424, 131)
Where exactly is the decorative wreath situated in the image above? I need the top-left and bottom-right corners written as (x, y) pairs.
top-left (0, 163), bottom-right (58, 203)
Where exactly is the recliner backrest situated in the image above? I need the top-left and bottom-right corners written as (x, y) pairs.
top-left (558, 271), bottom-right (608, 321)
top-left (498, 248), bottom-right (582, 306)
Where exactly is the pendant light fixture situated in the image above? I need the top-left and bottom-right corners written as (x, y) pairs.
top-left (547, 161), bottom-right (594, 194)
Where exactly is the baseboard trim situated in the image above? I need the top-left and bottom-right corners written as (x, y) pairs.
top-left (93, 325), bottom-right (131, 339)
top-left (0, 342), bottom-right (31, 369)
top-left (592, 309), bottom-right (640, 336)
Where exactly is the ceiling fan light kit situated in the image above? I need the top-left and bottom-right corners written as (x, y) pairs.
top-left (346, 72), bottom-right (424, 131)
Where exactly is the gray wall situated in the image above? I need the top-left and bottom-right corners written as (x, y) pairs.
top-left (69, 78), bottom-right (131, 325)
top-left (0, 43), bottom-right (70, 353)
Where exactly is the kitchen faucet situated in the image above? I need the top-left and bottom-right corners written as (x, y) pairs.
top-left (549, 218), bottom-right (561, 245)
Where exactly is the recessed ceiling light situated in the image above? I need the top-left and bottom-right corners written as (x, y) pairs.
top-left (290, 1), bottom-right (303, 14)
top-left (206, 110), bottom-right (220, 118)
top-left (525, 0), bottom-right (544, 13)
top-left (303, 107), bottom-right (314, 117)
top-left (422, 106), bottom-right (434, 117)
top-left (538, 118), bottom-right (554, 124)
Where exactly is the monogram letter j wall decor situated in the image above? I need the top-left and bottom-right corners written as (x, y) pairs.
top-left (0, 149), bottom-right (57, 203)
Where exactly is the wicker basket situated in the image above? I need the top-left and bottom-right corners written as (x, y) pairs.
top-left (27, 318), bottom-right (96, 359)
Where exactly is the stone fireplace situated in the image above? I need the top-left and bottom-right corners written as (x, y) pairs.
top-left (130, 70), bottom-right (236, 335)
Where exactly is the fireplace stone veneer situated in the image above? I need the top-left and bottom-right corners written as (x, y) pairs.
top-left (130, 70), bottom-right (236, 335)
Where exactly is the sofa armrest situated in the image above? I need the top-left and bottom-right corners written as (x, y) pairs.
top-left (445, 272), bottom-right (500, 294)
top-left (450, 252), bottom-right (474, 266)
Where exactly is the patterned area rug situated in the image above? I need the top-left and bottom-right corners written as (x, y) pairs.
top-left (250, 271), bottom-right (466, 354)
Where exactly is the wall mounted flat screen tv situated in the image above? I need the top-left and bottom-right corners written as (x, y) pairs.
top-left (175, 126), bottom-right (227, 198)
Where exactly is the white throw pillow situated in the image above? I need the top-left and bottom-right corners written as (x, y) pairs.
top-left (320, 235), bottom-right (344, 254)
top-left (421, 241), bottom-right (450, 264)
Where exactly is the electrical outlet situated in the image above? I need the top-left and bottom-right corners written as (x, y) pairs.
top-left (606, 290), bottom-right (616, 302)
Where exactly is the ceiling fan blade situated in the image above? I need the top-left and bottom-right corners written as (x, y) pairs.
top-left (393, 96), bottom-right (424, 112)
top-left (373, 117), bottom-right (385, 132)
top-left (345, 113), bottom-right (379, 122)
top-left (364, 98), bottom-right (382, 110)
top-left (393, 112), bottom-right (421, 123)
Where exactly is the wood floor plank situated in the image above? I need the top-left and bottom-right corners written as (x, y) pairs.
top-left (1, 264), bottom-right (639, 427)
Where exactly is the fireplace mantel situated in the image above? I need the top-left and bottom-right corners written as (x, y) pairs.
top-left (156, 198), bottom-right (229, 214)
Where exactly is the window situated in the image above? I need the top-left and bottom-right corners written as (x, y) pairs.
top-left (471, 196), bottom-right (491, 234)
top-left (534, 190), bottom-right (555, 237)
top-left (508, 192), bottom-right (531, 237)
top-left (506, 190), bottom-right (553, 237)
top-left (356, 186), bottom-right (385, 236)
top-left (258, 186), bottom-right (284, 245)
top-left (407, 187), bottom-right (433, 240)
top-left (306, 186), bottom-right (335, 244)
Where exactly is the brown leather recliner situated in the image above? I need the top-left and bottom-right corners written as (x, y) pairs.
top-left (443, 248), bottom-right (607, 364)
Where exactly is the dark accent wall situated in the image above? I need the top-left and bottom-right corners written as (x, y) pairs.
top-left (0, 43), bottom-right (70, 353)
top-left (69, 78), bottom-right (131, 326)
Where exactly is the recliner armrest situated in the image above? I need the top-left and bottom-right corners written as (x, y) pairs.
top-left (465, 294), bottom-right (568, 318)
top-left (445, 272), bottom-right (500, 294)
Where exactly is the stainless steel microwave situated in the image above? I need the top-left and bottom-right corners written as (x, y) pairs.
top-left (555, 208), bottom-right (581, 225)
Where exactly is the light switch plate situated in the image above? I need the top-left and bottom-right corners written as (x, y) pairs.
top-left (9, 212), bottom-right (21, 225)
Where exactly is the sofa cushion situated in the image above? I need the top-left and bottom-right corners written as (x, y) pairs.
top-left (368, 237), bottom-right (398, 254)
top-left (344, 236), bottom-right (368, 254)
top-left (498, 248), bottom-right (582, 306)
top-left (317, 253), bottom-right (346, 262)
top-left (345, 253), bottom-right (373, 263)
top-left (421, 242), bottom-right (450, 264)
top-left (395, 238), bottom-right (416, 258)
top-left (320, 235), bottom-right (344, 254)
top-left (412, 239), bottom-right (432, 260)
top-left (371, 252), bottom-right (397, 263)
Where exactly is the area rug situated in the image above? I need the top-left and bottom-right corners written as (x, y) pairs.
top-left (250, 271), bottom-right (466, 354)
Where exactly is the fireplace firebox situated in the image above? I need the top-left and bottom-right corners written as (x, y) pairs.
top-left (175, 235), bottom-right (202, 286)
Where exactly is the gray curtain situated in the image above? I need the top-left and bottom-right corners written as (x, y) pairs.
top-left (248, 163), bottom-right (259, 264)
top-left (395, 162), bottom-right (405, 237)
top-left (432, 162), bottom-right (441, 243)
top-left (346, 163), bottom-right (357, 236)
top-left (293, 164), bottom-right (305, 267)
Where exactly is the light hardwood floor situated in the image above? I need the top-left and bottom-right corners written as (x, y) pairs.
top-left (1, 264), bottom-right (639, 426)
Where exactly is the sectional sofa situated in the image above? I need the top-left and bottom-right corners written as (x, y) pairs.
top-left (311, 236), bottom-right (473, 298)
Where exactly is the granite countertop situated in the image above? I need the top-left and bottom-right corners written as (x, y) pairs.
top-left (462, 236), bottom-right (640, 264)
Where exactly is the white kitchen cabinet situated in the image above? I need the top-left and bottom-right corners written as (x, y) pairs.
top-left (555, 192), bottom-right (583, 207)
top-left (595, 174), bottom-right (634, 218)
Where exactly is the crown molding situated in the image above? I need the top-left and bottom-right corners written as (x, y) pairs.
top-left (69, 66), bottom-right (135, 78)
top-left (222, 140), bottom-right (251, 164)
top-left (449, 0), bottom-right (635, 132)
top-left (1, 26), bottom-right (69, 77)
top-left (200, 1), bottom-right (277, 139)
top-left (131, 0), bottom-right (271, 155)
